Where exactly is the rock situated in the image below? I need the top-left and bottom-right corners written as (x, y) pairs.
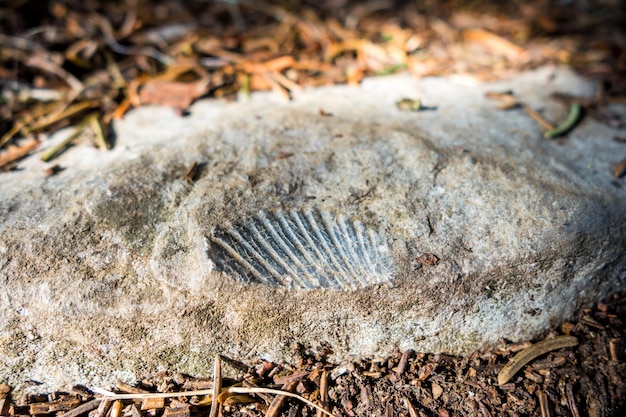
top-left (1, 67), bottom-right (624, 394)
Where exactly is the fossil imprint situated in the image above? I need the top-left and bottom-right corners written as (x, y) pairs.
top-left (209, 210), bottom-right (395, 289)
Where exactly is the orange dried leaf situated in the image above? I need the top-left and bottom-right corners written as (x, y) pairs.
top-left (109, 97), bottom-right (132, 121)
top-left (325, 40), bottom-right (365, 61)
top-left (249, 73), bottom-right (273, 91)
top-left (463, 28), bottom-right (525, 60)
top-left (242, 55), bottom-right (295, 74)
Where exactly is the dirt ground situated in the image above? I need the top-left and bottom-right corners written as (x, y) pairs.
top-left (1, 1), bottom-right (625, 416)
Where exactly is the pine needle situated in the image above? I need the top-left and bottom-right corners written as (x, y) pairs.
top-left (92, 388), bottom-right (214, 401)
top-left (209, 356), bottom-right (221, 417)
top-left (93, 382), bottom-right (338, 417)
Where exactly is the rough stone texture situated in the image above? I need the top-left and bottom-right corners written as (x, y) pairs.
top-left (1, 67), bottom-right (625, 394)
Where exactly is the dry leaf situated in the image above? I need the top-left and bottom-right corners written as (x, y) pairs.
top-left (139, 79), bottom-right (210, 111)
top-left (463, 29), bottom-right (525, 60)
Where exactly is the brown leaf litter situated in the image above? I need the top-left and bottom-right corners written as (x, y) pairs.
top-left (1, 0), bottom-right (625, 176)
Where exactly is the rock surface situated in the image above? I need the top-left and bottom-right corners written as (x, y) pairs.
top-left (1, 67), bottom-right (625, 394)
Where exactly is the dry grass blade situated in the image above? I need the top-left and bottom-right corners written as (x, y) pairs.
top-left (209, 356), bottom-right (221, 417)
top-left (522, 104), bottom-right (555, 131)
top-left (26, 100), bottom-right (99, 133)
top-left (0, 124), bottom-right (23, 150)
top-left (93, 388), bottom-right (214, 400)
top-left (25, 54), bottom-right (83, 92)
top-left (497, 336), bottom-right (578, 385)
top-left (224, 387), bottom-right (337, 417)
top-left (87, 113), bottom-right (108, 150)
top-left (544, 103), bottom-right (582, 138)
top-left (1, 101), bottom-right (61, 148)
top-left (41, 115), bottom-right (91, 162)
top-left (95, 368), bottom-right (335, 416)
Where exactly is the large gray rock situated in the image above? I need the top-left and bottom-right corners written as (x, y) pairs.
top-left (1, 67), bottom-right (625, 394)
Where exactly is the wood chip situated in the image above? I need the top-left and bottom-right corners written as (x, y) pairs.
top-left (29, 398), bottom-right (81, 414)
top-left (402, 398), bottom-right (419, 417)
top-left (274, 371), bottom-right (309, 385)
top-left (609, 338), bottom-right (624, 362)
top-left (394, 349), bottom-right (413, 375)
top-left (140, 398), bottom-right (165, 411)
top-left (537, 390), bottom-right (551, 417)
top-left (415, 253), bottom-right (439, 267)
top-left (431, 383), bottom-right (443, 400)
top-left (266, 381), bottom-right (297, 417)
top-left (485, 91), bottom-right (519, 110)
top-left (477, 400), bottom-right (491, 417)
top-left (0, 398), bottom-right (8, 416)
top-left (94, 399), bottom-right (111, 417)
top-left (57, 399), bottom-right (101, 417)
top-left (129, 404), bottom-right (142, 417)
top-left (316, 370), bottom-right (329, 417)
top-left (162, 404), bottom-right (190, 417)
top-left (109, 400), bottom-right (122, 417)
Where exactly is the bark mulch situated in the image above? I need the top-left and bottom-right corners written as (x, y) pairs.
top-left (1, 292), bottom-right (624, 417)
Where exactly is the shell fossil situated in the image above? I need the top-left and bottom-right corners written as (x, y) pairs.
top-left (209, 209), bottom-right (395, 289)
